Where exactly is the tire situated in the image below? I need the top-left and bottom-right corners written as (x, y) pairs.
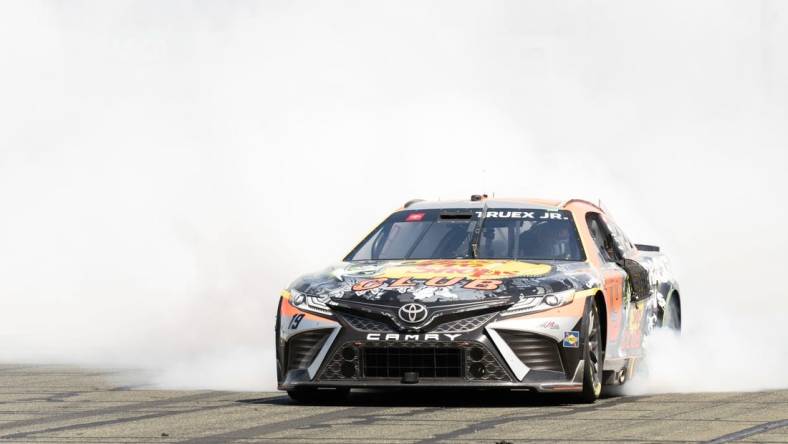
top-left (578, 298), bottom-right (604, 403)
top-left (286, 387), bottom-right (350, 404)
top-left (661, 294), bottom-right (681, 332)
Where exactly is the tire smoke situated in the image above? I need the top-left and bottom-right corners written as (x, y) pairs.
top-left (1, 1), bottom-right (787, 393)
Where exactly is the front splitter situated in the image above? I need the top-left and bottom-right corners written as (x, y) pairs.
top-left (280, 378), bottom-right (582, 393)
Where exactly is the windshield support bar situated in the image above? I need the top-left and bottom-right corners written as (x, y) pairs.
top-left (469, 202), bottom-right (488, 258)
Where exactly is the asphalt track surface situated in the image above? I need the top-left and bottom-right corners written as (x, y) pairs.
top-left (1, 365), bottom-right (787, 443)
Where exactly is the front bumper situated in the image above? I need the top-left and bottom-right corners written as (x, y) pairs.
top-left (276, 299), bottom-right (586, 393)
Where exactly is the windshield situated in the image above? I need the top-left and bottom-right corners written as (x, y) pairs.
top-left (346, 208), bottom-right (585, 261)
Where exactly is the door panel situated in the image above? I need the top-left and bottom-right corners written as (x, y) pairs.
top-left (621, 299), bottom-right (648, 352)
top-left (585, 211), bottom-right (652, 359)
top-left (601, 264), bottom-right (626, 357)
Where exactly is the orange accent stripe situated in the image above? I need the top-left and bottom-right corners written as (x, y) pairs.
top-left (544, 385), bottom-right (582, 391)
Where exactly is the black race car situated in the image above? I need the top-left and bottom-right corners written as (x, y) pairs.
top-left (276, 196), bottom-right (681, 403)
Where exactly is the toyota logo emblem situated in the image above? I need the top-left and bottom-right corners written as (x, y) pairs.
top-left (398, 303), bottom-right (428, 324)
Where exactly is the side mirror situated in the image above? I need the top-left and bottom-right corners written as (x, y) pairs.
top-left (619, 258), bottom-right (651, 302)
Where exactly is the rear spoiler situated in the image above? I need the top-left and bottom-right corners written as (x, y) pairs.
top-left (635, 244), bottom-right (660, 252)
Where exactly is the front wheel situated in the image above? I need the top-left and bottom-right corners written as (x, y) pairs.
top-left (578, 298), bottom-right (604, 403)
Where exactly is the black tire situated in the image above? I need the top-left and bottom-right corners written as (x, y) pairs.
top-left (661, 294), bottom-right (681, 332)
top-left (286, 387), bottom-right (350, 404)
top-left (275, 298), bottom-right (283, 385)
top-left (578, 298), bottom-right (604, 403)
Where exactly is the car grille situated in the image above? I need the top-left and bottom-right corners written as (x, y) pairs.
top-left (363, 345), bottom-right (464, 378)
top-left (496, 330), bottom-right (564, 373)
top-left (431, 312), bottom-right (497, 332)
top-left (286, 329), bottom-right (331, 371)
top-left (341, 311), bottom-right (496, 333)
top-left (319, 342), bottom-right (510, 381)
top-left (339, 313), bottom-right (390, 332)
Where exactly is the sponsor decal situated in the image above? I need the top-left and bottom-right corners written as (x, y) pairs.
top-left (563, 331), bottom-right (580, 348)
top-left (398, 303), bottom-right (429, 323)
top-left (426, 276), bottom-right (463, 287)
top-left (349, 260), bottom-right (553, 293)
top-left (372, 259), bottom-right (552, 280)
top-left (622, 303), bottom-right (646, 349)
top-left (351, 277), bottom-right (503, 292)
top-left (541, 320), bottom-right (560, 330)
top-left (352, 278), bottom-right (387, 291)
top-left (366, 333), bottom-right (461, 341)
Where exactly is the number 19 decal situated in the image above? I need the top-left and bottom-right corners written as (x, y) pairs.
top-left (289, 313), bottom-right (305, 330)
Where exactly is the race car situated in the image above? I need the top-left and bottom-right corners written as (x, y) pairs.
top-left (276, 196), bottom-right (681, 403)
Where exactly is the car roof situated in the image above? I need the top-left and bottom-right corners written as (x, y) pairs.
top-left (403, 197), bottom-right (604, 213)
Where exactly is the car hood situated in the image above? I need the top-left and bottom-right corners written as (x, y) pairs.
top-left (290, 259), bottom-right (600, 308)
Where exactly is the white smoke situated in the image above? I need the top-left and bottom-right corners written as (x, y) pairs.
top-left (0, 0), bottom-right (787, 393)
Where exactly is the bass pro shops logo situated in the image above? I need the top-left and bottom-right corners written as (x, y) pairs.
top-left (398, 303), bottom-right (428, 323)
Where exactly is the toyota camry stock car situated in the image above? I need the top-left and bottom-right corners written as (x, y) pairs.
top-left (276, 196), bottom-right (682, 403)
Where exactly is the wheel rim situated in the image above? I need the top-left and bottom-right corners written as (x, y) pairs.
top-left (587, 308), bottom-right (601, 391)
top-left (665, 300), bottom-right (681, 330)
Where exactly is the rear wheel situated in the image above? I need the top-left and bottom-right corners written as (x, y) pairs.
top-left (578, 298), bottom-right (604, 403)
top-left (287, 387), bottom-right (349, 404)
top-left (661, 293), bottom-right (682, 331)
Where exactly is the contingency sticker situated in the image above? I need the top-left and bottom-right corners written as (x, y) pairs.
top-left (563, 331), bottom-right (580, 348)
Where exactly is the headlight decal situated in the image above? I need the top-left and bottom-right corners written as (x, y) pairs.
top-left (289, 289), bottom-right (332, 317)
top-left (504, 289), bottom-right (579, 316)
